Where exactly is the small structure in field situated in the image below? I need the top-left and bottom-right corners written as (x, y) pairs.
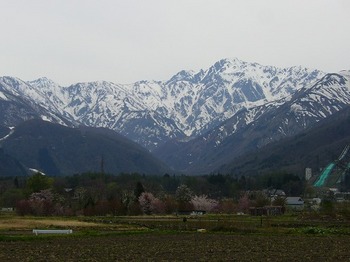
top-left (1, 207), bottom-right (14, 212)
top-left (249, 206), bottom-right (283, 216)
top-left (177, 210), bottom-right (206, 216)
top-left (190, 210), bottom-right (206, 216)
top-left (33, 229), bottom-right (73, 235)
top-left (285, 197), bottom-right (304, 211)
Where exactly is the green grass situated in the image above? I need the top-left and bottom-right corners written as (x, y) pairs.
top-left (2, 213), bottom-right (350, 241)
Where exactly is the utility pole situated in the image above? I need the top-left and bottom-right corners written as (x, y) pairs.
top-left (100, 155), bottom-right (105, 175)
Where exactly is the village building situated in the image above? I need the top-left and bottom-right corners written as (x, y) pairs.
top-left (285, 197), bottom-right (304, 211)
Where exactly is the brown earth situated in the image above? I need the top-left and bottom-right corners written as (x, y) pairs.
top-left (1, 233), bottom-right (349, 261)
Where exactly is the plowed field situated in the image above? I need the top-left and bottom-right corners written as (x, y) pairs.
top-left (1, 233), bottom-right (349, 261)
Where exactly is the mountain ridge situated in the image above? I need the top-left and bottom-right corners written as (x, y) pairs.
top-left (3, 58), bottom-right (350, 175)
top-left (0, 58), bottom-right (325, 151)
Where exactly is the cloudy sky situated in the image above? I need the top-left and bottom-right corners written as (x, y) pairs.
top-left (1, 0), bottom-right (349, 85)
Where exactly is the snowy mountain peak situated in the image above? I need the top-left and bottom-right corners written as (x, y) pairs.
top-left (339, 70), bottom-right (350, 78)
top-left (215, 57), bottom-right (245, 67)
top-left (31, 77), bottom-right (55, 84)
top-left (0, 76), bottom-right (26, 88)
top-left (0, 58), bottom-right (329, 151)
top-left (167, 70), bottom-right (196, 83)
top-left (308, 73), bottom-right (348, 93)
top-left (29, 77), bottom-right (61, 90)
top-left (208, 58), bottom-right (245, 75)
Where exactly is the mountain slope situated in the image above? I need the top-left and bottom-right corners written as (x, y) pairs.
top-left (218, 106), bottom-right (350, 176)
top-left (154, 72), bottom-right (350, 173)
top-left (0, 148), bottom-right (28, 177)
top-left (0, 119), bottom-right (170, 176)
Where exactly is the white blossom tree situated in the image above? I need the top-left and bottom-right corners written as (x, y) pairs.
top-left (190, 195), bottom-right (218, 212)
top-left (175, 184), bottom-right (194, 211)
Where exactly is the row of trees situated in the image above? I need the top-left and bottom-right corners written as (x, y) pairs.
top-left (0, 172), bottom-right (305, 216)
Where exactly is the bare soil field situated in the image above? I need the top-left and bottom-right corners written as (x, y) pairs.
top-left (1, 232), bottom-right (350, 261)
top-left (1, 214), bottom-right (350, 261)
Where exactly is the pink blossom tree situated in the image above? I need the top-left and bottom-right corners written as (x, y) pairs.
top-left (237, 193), bottom-right (251, 214)
top-left (16, 189), bottom-right (67, 216)
top-left (138, 192), bottom-right (165, 215)
top-left (29, 189), bottom-right (54, 215)
top-left (217, 198), bottom-right (236, 214)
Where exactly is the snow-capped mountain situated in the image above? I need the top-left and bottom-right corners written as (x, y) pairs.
top-left (154, 71), bottom-right (350, 173)
top-left (0, 58), bottom-right (325, 151)
top-left (0, 76), bottom-right (75, 126)
top-left (136, 58), bottom-right (323, 139)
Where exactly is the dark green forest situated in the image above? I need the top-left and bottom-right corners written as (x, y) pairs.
top-left (0, 171), bottom-right (306, 216)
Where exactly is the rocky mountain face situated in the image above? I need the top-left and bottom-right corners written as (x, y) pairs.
top-left (154, 72), bottom-right (350, 173)
top-left (0, 58), bottom-right (324, 151)
top-left (0, 77), bottom-right (75, 127)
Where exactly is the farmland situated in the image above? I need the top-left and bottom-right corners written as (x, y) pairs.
top-left (1, 214), bottom-right (350, 261)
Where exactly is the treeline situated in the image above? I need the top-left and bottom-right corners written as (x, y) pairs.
top-left (0, 172), bottom-right (305, 216)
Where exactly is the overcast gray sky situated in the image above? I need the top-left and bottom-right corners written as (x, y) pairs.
top-left (1, 0), bottom-right (349, 86)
